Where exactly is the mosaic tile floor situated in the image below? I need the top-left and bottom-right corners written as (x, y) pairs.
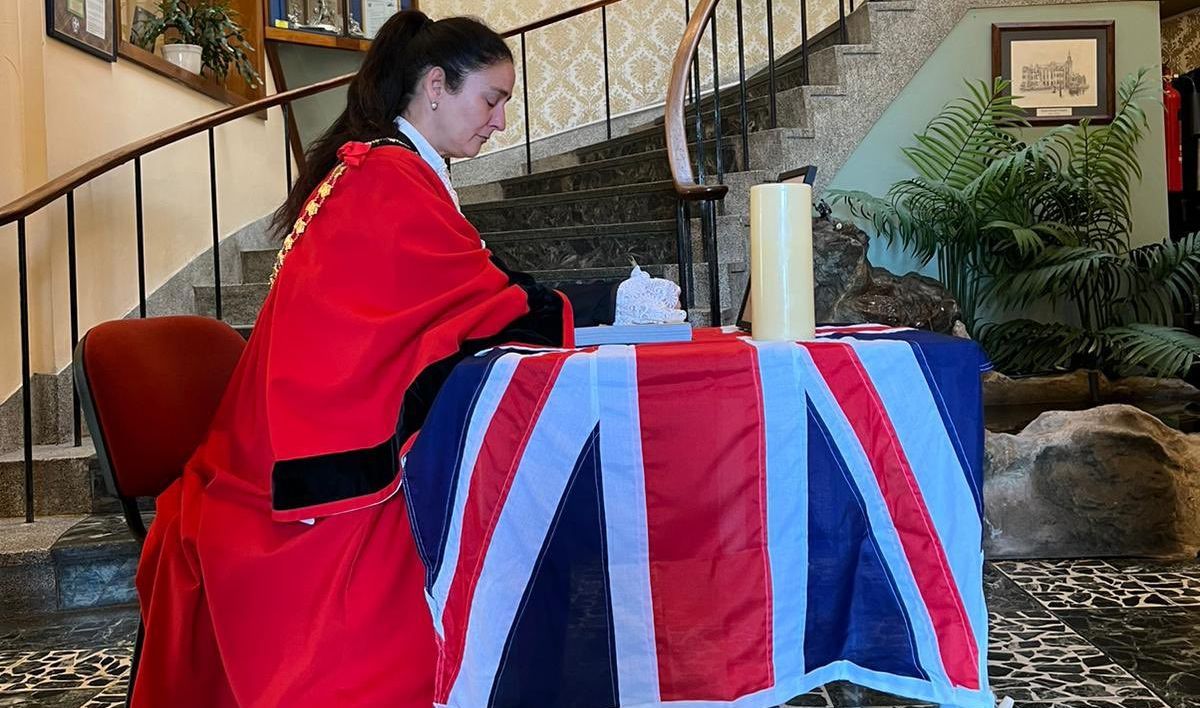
top-left (0, 560), bottom-right (1197, 707)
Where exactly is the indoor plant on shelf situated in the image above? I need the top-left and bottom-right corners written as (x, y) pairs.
top-left (134, 0), bottom-right (261, 87)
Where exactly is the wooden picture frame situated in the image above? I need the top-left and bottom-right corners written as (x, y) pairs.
top-left (46, 0), bottom-right (118, 61)
top-left (992, 21), bottom-right (1115, 126)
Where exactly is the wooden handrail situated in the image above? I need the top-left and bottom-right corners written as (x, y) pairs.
top-left (0, 73), bottom-right (354, 227)
top-left (665, 0), bottom-right (728, 202)
top-left (0, 0), bottom-right (638, 228)
top-left (500, 0), bottom-right (624, 37)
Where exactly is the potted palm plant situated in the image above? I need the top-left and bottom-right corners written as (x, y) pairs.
top-left (134, 0), bottom-right (261, 87)
top-left (830, 70), bottom-right (1200, 380)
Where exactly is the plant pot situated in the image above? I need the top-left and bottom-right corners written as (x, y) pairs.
top-left (163, 43), bottom-right (202, 75)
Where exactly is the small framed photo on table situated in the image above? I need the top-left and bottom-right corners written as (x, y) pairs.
top-left (46, 0), bottom-right (118, 61)
top-left (992, 21), bottom-right (1115, 126)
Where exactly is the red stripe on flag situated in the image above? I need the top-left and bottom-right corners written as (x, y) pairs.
top-left (635, 340), bottom-right (774, 701)
top-left (805, 341), bottom-right (980, 690)
top-left (434, 352), bottom-right (568, 703)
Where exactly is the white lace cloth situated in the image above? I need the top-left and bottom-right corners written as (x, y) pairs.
top-left (614, 266), bottom-right (687, 325)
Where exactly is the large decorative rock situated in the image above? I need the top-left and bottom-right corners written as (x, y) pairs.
top-left (811, 219), bottom-right (960, 332)
top-left (812, 218), bottom-right (871, 318)
top-left (833, 267), bottom-right (961, 333)
top-left (984, 404), bottom-right (1200, 559)
top-left (984, 370), bottom-right (1200, 406)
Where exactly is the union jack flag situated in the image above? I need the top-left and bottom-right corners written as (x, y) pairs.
top-left (402, 326), bottom-right (993, 708)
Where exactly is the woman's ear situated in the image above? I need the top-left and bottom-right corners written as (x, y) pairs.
top-left (424, 66), bottom-right (447, 103)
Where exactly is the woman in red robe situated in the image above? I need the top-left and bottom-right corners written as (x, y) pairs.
top-left (130, 11), bottom-right (648, 706)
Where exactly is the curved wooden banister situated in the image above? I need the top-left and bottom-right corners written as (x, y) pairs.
top-left (665, 0), bottom-right (729, 202)
top-left (0, 73), bottom-right (354, 227)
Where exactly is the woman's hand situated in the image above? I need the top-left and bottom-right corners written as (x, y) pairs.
top-left (614, 266), bottom-right (688, 325)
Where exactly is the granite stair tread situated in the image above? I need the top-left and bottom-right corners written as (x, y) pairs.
top-left (480, 219), bottom-right (677, 242)
top-left (0, 513), bottom-right (139, 613)
top-left (473, 148), bottom-right (736, 202)
top-left (50, 513), bottom-right (143, 611)
top-left (0, 442), bottom-right (104, 518)
top-left (0, 440), bottom-right (96, 464)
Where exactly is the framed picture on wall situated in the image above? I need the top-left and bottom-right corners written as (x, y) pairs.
top-left (46, 0), bottom-right (118, 61)
top-left (992, 21), bottom-right (1115, 125)
top-left (348, 0), bottom-right (416, 38)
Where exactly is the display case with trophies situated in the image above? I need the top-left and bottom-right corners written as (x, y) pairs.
top-left (268, 0), bottom-right (409, 38)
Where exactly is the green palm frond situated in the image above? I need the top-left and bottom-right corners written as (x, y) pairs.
top-left (1122, 233), bottom-right (1200, 323)
top-left (1043, 70), bottom-right (1152, 242)
top-left (986, 246), bottom-right (1124, 309)
top-left (1103, 324), bottom-right (1200, 378)
top-left (902, 78), bottom-right (1028, 190)
top-left (978, 319), bottom-right (1102, 374)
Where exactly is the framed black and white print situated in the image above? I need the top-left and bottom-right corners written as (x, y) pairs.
top-left (992, 21), bottom-right (1115, 125)
top-left (46, 0), bottom-right (118, 61)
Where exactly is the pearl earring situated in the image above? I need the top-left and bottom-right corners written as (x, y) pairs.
top-left (431, 101), bottom-right (438, 110)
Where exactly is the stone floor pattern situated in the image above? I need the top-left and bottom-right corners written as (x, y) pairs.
top-left (0, 559), bottom-right (1197, 707)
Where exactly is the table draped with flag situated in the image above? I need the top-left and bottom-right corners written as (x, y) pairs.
top-left (401, 325), bottom-right (994, 708)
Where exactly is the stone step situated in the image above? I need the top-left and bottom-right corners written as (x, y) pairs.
top-left (50, 513), bottom-right (141, 611)
top-left (463, 181), bottom-right (678, 232)
top-left (572, 123), bottom-right (729, 165)
top-left (193, 283), bottom-right (267, 326)
top-left (647, 25), bottom-right (846, 127)
top-left (0, 513), bottom-right (140, 614)
top-left (0, 515), bottom-right (87, 613)
top-left (477, 147), bottom-right (737, 202)
top-left (484, 220), bottom-right (680, 272)
top-left (241, 247), bottom-right (276, 284)
top-left (0, 442), bottom-right (108, 518)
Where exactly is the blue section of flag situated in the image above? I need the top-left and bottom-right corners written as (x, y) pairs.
top-left (489, 425), bottom-right (619, 708)
top-left (804, 400), bottom-right (928, 681)
top-left (403, 350), bottom-right (502, 588)
top-left (904, 337), bottom-right (986, 516)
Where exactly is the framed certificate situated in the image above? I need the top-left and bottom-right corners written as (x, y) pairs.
top-left (349, 0), bottom-right (407, 39)
top-left (46, 0), bottom-right (117, 61)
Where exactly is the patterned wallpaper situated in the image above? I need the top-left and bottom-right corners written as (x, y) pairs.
top-left (1163, 10), bottom-right (1200, 76)
top-left (423, 0), bottom-right (840, 152)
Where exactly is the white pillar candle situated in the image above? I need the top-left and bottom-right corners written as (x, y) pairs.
top-left (749, 183), bottom-right (816, 341)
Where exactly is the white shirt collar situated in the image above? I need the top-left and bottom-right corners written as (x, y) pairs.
top-left (394, 115), bottom-right (460, 212)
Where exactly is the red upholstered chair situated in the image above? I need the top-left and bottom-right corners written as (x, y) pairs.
top-left (73, 315), bottom-right (246, 704)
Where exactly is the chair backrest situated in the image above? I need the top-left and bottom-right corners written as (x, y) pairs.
top-left (74, 316), bottom-right (246, 535)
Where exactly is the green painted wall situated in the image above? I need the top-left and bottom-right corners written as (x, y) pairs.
top-left (829, 1), bottom-right (1168, 278)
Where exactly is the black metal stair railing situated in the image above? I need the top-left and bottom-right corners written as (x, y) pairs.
top-left (666, 0), bottom-right (870, 325)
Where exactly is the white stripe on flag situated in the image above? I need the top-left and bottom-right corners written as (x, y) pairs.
top-left (791, 346), bottom-right (952, 688)
top-left (597, 345), bottom-right (662, 706)
top-left (748, 341), bottom-right (809, 681)
top-left (847, 339), bottom-right (988, 688)
top-left (446, 352), bottom-right (601, 708)
top-left (428, 353), bottom-right (522, 633)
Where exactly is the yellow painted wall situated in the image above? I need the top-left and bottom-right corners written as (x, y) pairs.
top-left (1, 0), bottom-right (287, 401)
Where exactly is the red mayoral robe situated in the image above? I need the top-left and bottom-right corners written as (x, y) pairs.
top-left (133, 140), bottom-right (573, 707)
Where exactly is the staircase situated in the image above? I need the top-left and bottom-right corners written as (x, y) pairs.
top-left (456, 0), bottom-right (919, 323)
top-left (2, 0), bottom-right (933, 616)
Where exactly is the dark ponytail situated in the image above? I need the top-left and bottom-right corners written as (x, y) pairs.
top-left (270, 11), bottom-right (513, 237)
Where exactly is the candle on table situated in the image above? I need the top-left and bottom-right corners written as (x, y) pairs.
top-left (749, 182), bottom-right (816, 341)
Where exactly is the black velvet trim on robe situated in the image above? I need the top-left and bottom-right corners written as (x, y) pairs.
top-left (272, 436), bottom-right (400, 512)
top-left (268, 193), bottom-right (618, 515)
